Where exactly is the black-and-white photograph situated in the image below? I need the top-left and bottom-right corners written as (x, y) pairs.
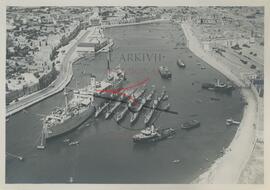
top-left (4, 2), bottom-right (265, 185)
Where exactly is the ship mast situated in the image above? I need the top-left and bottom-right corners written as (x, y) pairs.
top-left (89, 74), bottom-right (96, 105)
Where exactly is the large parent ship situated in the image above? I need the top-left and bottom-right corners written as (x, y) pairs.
top-left (37, 53), bottom-right (125, 149)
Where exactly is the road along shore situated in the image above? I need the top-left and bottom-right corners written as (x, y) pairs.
top-left (6, 28), bottom-right (94, 117)
top-left (6, 19), bottom-right (169, 117)
top-left (181, 22), bottom-right (260, 183)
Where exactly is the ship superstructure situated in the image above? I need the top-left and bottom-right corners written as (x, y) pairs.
top-left (38, 49), bottom-right (125, 149)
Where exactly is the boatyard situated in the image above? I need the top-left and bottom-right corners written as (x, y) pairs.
top-left (5, 6), bottom-right (264, 184)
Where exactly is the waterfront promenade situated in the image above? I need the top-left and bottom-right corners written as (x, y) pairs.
top-left (6, 28), bottom-right (94, 117)
top-left (6, 19), bottom-right (168, 117)
top-left (181, 22), bottom-right (262, 183)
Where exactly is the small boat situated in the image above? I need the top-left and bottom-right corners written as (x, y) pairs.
top-left (172, 159), bottom-right (180, 163)
top-left (69, 177), bottom-right (74, 183)
top-left (163, 103), bottom-right (170, 111)
top-left (226, 118), bottom-right (240, 126)
top-left (36, 145), bottom-right (45, 150)
top-left (69, 141), bottom-right (79, 146)
top-left (202, 79), bottom-right (234, 93)
top-left (63, 138), bottom-right (70, 143)
top-left (163, 94), bottom-right (169, 100)
top-left (177, 59), bottom-right (186, 68)
top-left (214, 79), bottom-right (234, 92)
top-left (159, 66), bottom-right (172, 79)
top-left (181, 120), bottom-right (200, 129)
top-left (133, 124), bottom-right (176, 143)
top-left (201, 66), bottom-right (206, 70)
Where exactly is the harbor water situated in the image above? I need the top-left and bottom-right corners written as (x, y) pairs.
top-left (6, 21), bottom-right (244, 183)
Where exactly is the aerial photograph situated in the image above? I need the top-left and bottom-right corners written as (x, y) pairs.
top-left (5, 6), bottom-right (264, 184)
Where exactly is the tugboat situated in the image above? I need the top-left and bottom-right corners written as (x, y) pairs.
top-left (177, 59), bottom-right (186, 68)
top-left (202, 79), bottom-right (234, 92)
top-left (159, 66), bottom-right (172, 79)
top-left (133, 124), bottom-right (176, 143)
top-left (214, 79), bottom-right (234, 92)
top-left (181, 119), bottom-right (200, 129)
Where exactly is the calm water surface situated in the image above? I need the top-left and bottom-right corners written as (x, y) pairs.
top-left (6, 22), bottom-right (244, 183)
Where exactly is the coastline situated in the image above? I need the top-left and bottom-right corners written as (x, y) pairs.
top-left (5, 19), bottom-right (168, 117)
top-left (6, 28), bottom-right (93, 117)
top-left (181, 22), bottom-right (260, 183)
